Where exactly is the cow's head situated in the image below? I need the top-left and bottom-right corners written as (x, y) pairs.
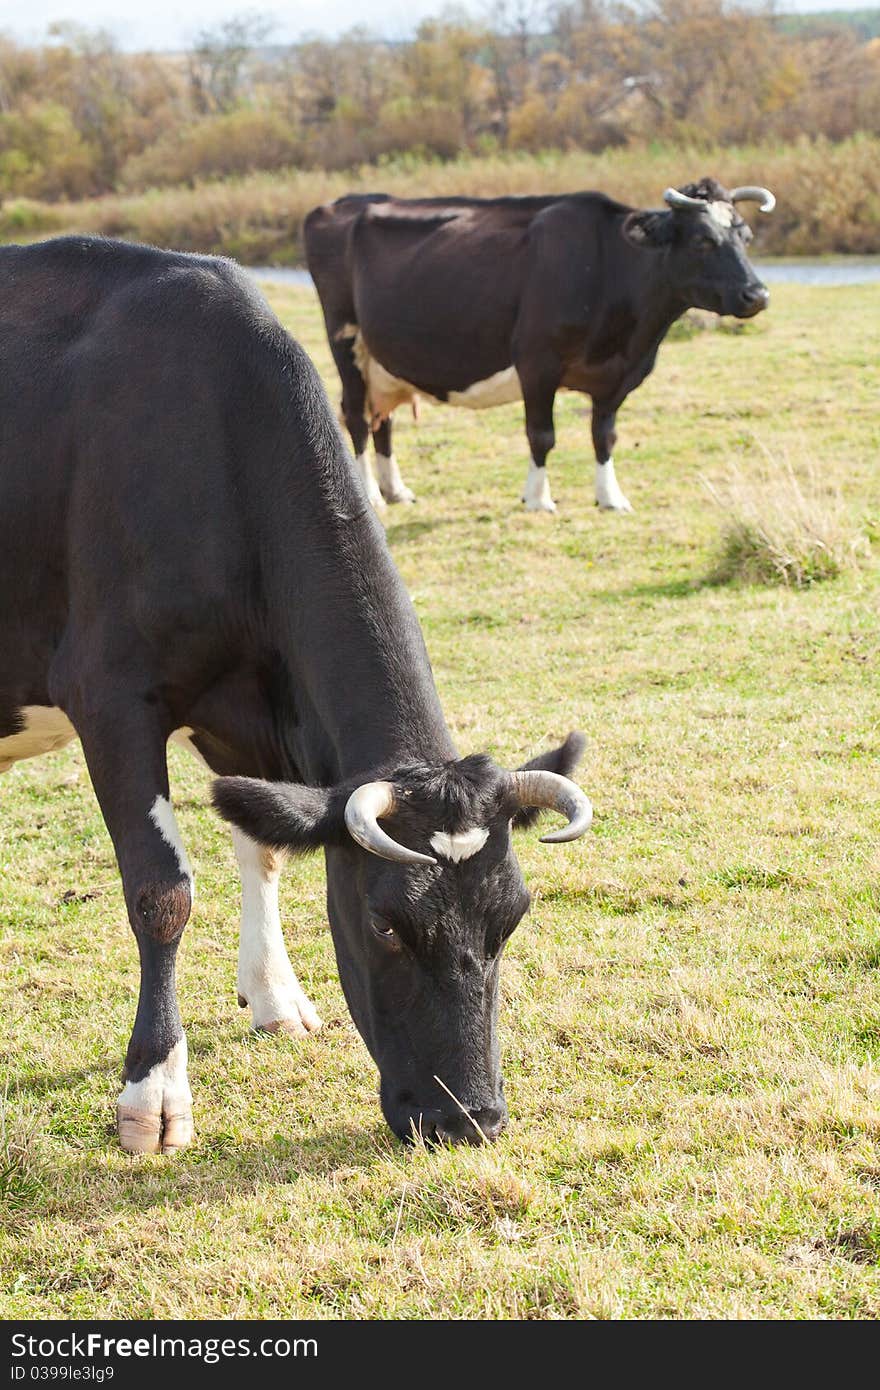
top-left (212, 733), bottom-right (590, 1145)
top-left (623, 177), bottom-right (774, 318)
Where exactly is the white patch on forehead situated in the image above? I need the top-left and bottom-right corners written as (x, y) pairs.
top-left (430, 827), bottom-right (490, 862)
top-left (448, 367), bottom-right (522, 410)
top-left (149, 795), bottom-right (193, 886)
top-left (708, 201), bottom-right (734, 228)
top-left (0, 706), bottom-right (77, 772)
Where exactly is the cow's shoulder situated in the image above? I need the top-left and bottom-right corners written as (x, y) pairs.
top-left (529, 191), bottom-right (633, 229)
top-left (1, 235), bottom-right (260, 329)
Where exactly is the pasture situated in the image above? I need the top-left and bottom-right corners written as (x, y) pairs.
top-left (1, 279), bottom-right (878, 1319)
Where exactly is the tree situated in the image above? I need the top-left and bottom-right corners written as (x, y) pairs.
top-left (188, 12), bottom-right (275, 115)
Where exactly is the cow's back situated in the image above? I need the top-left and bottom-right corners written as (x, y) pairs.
top-left (0, 239), bottom-right (148, 711)
top-left (345, 197), bottom-right (552, 393)
top-left (0, 236), bottom-right (331, 720)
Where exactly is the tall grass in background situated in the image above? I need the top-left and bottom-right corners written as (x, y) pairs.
top-left (2, 134), bottom-right (878, 264)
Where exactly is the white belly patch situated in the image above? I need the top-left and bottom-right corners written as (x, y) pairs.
top-left (0, 706), bottom-right (77, 772)
top-left (348, 328), bottom-right (521, 422)
top-left (448, 367), bottom-right (521, 409)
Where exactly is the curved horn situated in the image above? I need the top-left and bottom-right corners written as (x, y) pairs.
top-left (510, 770), bottom-right (593, 844)
top-left (663, 187), bottom-right (706, 210)
top-left (730, 185), bottom-right (775, 214)
top-left (344, 781), bottom-right (437, 866)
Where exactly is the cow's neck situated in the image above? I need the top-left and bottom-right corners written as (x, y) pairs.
top-left (258, 442), bottom-right (455, 784)
top-left (620, 245), bottom-right (685, 361)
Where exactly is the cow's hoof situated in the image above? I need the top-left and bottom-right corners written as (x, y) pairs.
top-left (522, 496), bottom-right (557, 513)
top-left (117, 1039), bottom-right (192, 1155)
top-left (238, 989), bottom-right (322, 1038)
top-left (117, 1104), bottom-right (193, 1156)
top-left (596, 496), bottom-right (633, 513)
top-left (259, 1015), bottom-right (322, 1039)
top-left (384, 487), bottom-right (416, 504)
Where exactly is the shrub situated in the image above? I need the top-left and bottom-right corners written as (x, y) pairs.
top-left (121, 108), bottom-right (304, 190)
top-left (0, 102), bottom-right (98, 200)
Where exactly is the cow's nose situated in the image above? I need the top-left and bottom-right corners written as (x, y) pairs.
top-left (434, 1105), bottom-right (507, 1146)
top-left (738, 283), bottom-right (769, 315)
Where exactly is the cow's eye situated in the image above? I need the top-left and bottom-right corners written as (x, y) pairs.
top-left (696, 236), bottom-right (716, 253)
top-left (371, 918), bottom-right (400, 947)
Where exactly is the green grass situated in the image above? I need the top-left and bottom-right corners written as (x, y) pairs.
top-left (1, 283), bottom-right (879, 1319)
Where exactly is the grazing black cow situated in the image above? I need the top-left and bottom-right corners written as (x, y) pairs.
top-left (305, 177), bottom-right (775, 514)
top-left (0, 235), bottom-right (592, 1153)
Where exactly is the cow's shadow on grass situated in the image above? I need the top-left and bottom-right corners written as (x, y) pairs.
top-left (595, 574), bottom-right (715, 602)
top-left (64, 1122), bottom-right (398, 1216)
top-left (383, 518), bottom-right (443, 546)
top-left (13, 1036), bottom-right (398, 1218)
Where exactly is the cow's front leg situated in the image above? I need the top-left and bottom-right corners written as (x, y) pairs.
top-left (520, 363), bottom-right (560, 512)
top-left (76, 706), bottom-right (194, 1154)
top-left (372, 418), bottom-right (415, 505)
top-left (233, 829), bottom-right (322, 1037)
top-left (591, 404), bottom-right (632, 512)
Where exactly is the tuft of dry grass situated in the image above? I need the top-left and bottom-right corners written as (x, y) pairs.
top-left (703, 446), bottom-right (870, 588)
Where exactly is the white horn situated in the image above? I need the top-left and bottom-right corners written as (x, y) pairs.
top-left (730, 185), bottom-right (776, 214)
top-left (663, 187), bottom-right (706, 210)
top-left (510, 770), bottom-right (593, 844)
top-left (344, 781), bottom-right (437, 865)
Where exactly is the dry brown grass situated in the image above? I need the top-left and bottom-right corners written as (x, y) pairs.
top-left (1, 134), bottom-right (878, 263)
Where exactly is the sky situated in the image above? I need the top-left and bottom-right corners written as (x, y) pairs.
top-left (0, 0), bottom-right (869, 50)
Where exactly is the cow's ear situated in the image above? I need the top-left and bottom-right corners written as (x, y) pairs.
top-left (622, 210), bottom-right (672, 249)
top-left (511, 732), bottom-right (586, 831)
top-left (211, 777), bottom-right (347, 853)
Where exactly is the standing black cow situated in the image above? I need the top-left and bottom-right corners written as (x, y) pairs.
top-left (0, 235), bottom-right (592, 1153)
top-left (305, 177), bottom-right (775, 514)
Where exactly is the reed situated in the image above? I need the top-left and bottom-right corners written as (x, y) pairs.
top-left (2, 135), bottom-right (878, 263)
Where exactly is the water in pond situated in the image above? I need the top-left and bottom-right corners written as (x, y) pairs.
top-left (756, 259), bottom-right (880, 286)
top-left (248, 259), bottom-right (880, 289)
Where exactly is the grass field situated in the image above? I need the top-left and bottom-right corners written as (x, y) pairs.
top-left (1, 281), bottom-right (879, 1319)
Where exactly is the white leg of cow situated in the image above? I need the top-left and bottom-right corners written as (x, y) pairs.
top-left (118, 1036), bottom-right (193, 1156)
top-left (355, 453), bottom-right (386, 510)
top-left (375, 453), bottom-right (416, 505)
top-left (522, 459), bottom-right (556, 513)
top-left (595, 457), bottom-right (633, 512)
top-left (232, 827), bottom-right (322, 1037)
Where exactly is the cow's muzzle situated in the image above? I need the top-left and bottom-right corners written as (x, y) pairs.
top-left (397, 1102), bottom-right (508, 1146)
top-left (735, 283), bottom-right (770, 317)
